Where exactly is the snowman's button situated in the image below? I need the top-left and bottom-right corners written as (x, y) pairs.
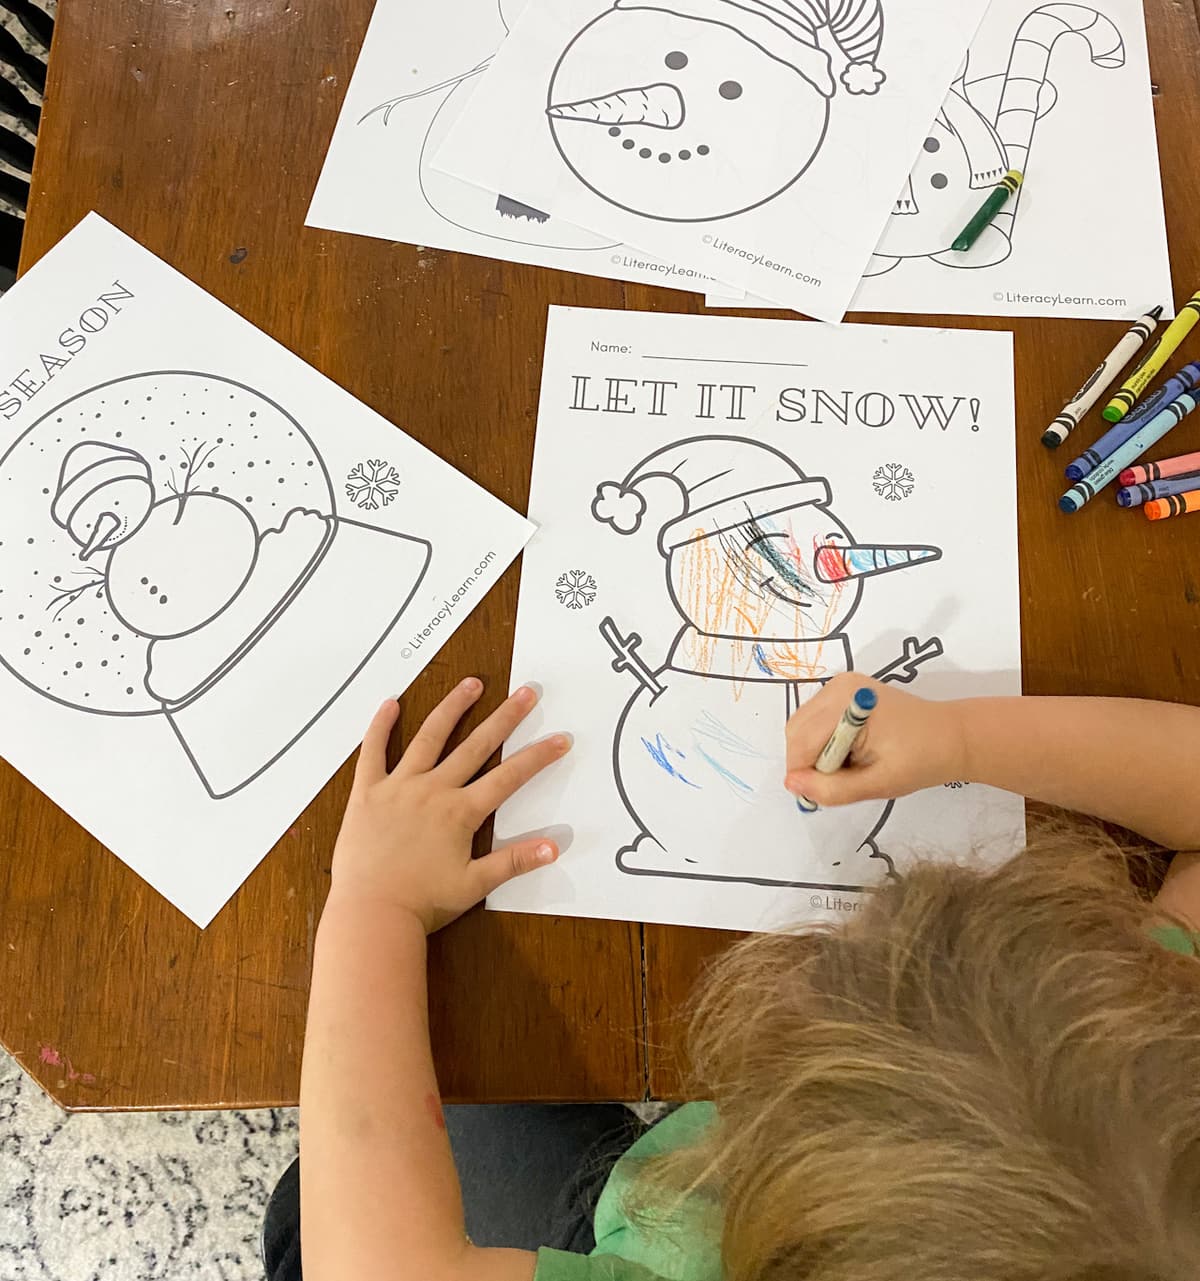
top-left (719, 81), bottom-right (742, 100)
top-left (664, 50), bottom-right (687, 70)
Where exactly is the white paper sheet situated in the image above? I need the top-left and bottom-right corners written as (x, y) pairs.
top-left (490, 306), bottom-right (1024, 934)
top-left (306, 0), bottom-right (722, 294)
top-left (0, 214), bottom-right (533, 927)
top-left (432, 0), bottom-right (992, 321)
top-left (707, 0), bottom-right (1171, 321)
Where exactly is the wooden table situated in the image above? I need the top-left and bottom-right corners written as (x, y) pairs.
top-left (4, 0), bottom-right (1199, 1111)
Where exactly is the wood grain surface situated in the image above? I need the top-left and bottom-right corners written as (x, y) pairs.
top-left (4, 0), bottom-right (1198, 1109)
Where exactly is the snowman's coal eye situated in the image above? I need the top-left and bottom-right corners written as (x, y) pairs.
top-left (719, 80), bottom-right (742, 100)
top-left (930, 172), bottom-right (948, 189)
top-left (664, 50), bottom-right (688, 70)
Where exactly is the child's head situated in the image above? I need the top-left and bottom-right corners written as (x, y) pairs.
top-left (652, 834), bottom-right (1200, 1279)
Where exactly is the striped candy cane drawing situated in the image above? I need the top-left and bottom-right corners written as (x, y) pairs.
top-left (866, 4), bottom-right (1124, 275)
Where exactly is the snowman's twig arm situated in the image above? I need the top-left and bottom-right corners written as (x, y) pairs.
top-left (599, 616), bottom-right (666, 700)
top-left (358, 59), bottom-right (492, 126)
top-left (872, 635), bottom-right (943, 686)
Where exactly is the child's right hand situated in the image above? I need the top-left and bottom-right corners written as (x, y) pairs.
top-left (784, 672), bottom-right (967, 807)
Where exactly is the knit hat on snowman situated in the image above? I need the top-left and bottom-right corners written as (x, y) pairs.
top-left (614, 0), bottom-right (886, 97)
top-left (51, 440), bottom-right (154, 560)
top-left (592, 437), bottom-right (832, 554)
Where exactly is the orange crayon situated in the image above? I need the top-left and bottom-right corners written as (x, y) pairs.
top-left (1145, 488), bottom-right (1200, 521)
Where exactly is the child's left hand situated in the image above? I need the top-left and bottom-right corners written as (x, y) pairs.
top-left (329, 677), bottom-right (570, 933)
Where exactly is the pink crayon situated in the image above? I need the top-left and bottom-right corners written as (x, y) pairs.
top-left (1119, 449), bottom-right (1200, 486)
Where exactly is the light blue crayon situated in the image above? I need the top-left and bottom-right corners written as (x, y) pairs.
top-left (1060, 392), bottom-right (1200, 513)
top-left (1116, 472), bottom-right (1200, 507)
top-left (1066, 360), bottom-right (1200, 482)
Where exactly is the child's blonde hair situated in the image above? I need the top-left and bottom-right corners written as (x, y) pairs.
top-left (642, 831), bottom-right (1200, 1280)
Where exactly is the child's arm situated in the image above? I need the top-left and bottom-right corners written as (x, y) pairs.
top-left (784, 674), bottom-right (1200, 853)
top-left (301, 680), bottom-right (570, 1281)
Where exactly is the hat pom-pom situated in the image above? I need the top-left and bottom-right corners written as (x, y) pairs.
top-left (591, 481), bottom-right (646, 535)
top-left (841, 60), bottom-right (885, 95)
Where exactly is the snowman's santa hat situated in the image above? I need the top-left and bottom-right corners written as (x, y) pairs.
top-left (592, 436), bottom-right (831, 554)
top-left (614, 0), bottom-right (886, 98)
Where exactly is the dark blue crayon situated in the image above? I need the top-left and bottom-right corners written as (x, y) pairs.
top-left (1065, 359), bottom-right (1200, 482)
top-left (1116, 472), bottom-right (1200, 507)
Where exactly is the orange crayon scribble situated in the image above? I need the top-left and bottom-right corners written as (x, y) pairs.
top-left (671, 524), bottom-right (850, 688)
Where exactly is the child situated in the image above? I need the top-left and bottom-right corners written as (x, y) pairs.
top-left (275, 673), bottom-right (1200, 1281)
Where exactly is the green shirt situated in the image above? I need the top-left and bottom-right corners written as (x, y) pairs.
top-left (535, 1103), bottom-right (719, 1281)
top-left (535, 927), bottom-right (1197, 1281)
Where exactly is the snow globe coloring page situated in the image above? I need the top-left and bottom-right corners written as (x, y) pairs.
top-left (0, 215), bottom-right (533, 926)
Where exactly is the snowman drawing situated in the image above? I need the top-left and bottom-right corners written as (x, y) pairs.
top-left (359, 0), bottom-right (618, 251)
top-left (545, 0), bottom-right (887, 222)
top-left (0, 372), bottom-right (431, 800)
top-left (865, 4), bottom-right (1123, 275)
top-left (592, 437), bottom-right (943, 890)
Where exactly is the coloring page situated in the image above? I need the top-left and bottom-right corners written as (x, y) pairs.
top-left (432, 0), bottom-right (993, 321)
top-left (306, 0), bottom-right (722, 294)
top-left (706, 0), bottom-right (1172, 321)
top-left (0, 214), bottom-right (533, 927)
top-left (491, 306), bottom-right (1023, 934)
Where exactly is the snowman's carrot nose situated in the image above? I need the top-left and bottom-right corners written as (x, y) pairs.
top-left (79, 511), bottom-right (122, 561)
top-left (814, 543), bottom-right (941, 584)
top-left (547, 82), bottom-right (685, 130)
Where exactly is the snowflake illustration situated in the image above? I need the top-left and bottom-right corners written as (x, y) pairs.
top-left (345, 459), bottom-right (401, 510)
top-left (872, 462), bottom-right (916, 501)
top-left (555, 569), bottom-right (598, 610)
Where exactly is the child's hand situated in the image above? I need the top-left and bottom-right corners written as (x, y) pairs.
top-left (784, 672), bottom-right (965, 807)
top-left (330, 677), bottom-right (570, 933)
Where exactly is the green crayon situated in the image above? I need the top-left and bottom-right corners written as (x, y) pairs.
top-left (952, 169), bottom-right (1023, 253)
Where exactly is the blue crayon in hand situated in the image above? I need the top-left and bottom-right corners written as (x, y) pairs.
top-left (1065, 360), bottom-right (1200, 482)
top-left (1116, 472), bottom-right (1200, 507)
top-left (1060, 392), bottom-right (1200, 513)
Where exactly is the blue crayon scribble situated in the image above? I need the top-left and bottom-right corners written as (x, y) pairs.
top-left (641, 734), bottom-right (700, 788)
top-left (693, 710), bottom-right (766, 759)
top-left (694, 744), bottom-right (753, 798)
top-left (752, 643), bottom-right (773, 676)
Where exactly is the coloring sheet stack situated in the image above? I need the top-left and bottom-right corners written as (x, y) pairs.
top-left (311, 0), bottom-right (1169, 323)
top-left (312, 0), bottom-right (992, 320)
top-left (0, 214), bottom-right (533, 926)
top-left (491, 306), bottom-right (1024, 934)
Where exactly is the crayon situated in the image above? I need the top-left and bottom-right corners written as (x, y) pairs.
top-left (1041, 307), bottom-right (1164, 448)
top-left (1116, 473), bottom-right (1200, 506)
top-left (952, 169), bottom-right (1023, 253)
top-left (794, 687), bottom-right (877, 814)
top-left (1119, 449), bottom-right (1200, 486)
top-left (1145, 488), bottom-right (1200, 521)
top-left (1102, 290), bottom-right (1200, 422)
top-left (1058, 391), bottom-right (1199, 513)
top-left (1065, 360), bottom-right (1200, 480)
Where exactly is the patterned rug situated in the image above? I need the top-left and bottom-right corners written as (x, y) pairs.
top-left (0, 1048), bottom-right (297, 1280)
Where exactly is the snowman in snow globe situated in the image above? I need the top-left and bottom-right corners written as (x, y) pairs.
top-left (0, 372), bottom-right (430, 799)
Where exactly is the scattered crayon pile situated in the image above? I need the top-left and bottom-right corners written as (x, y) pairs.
top-left (1043, 288), bottom-right (1200, 521)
